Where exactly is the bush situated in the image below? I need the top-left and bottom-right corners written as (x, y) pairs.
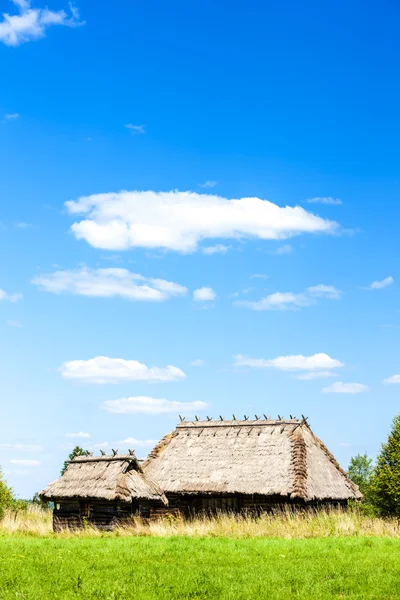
top-left (371, 414), bottom-right (400, 517)
top-left (0, 467), bottom-right (14, 519)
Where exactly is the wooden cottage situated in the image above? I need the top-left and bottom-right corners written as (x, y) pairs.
top-left (143, 417), bottom-right (361, 516)
top-left (40, 454), bottom-right (167, 530)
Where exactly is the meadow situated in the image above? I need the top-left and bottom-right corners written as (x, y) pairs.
top-left (1, 507), bottom-right (400, 599)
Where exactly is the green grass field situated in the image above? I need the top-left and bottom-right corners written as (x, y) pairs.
top-left (1, 536), bottom-right (400, 599)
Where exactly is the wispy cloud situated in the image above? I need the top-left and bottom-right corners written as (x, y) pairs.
top-left (7, 320), bottom-right (22, 328)
top-left (366, 276), bottom-right (394, 290)
top-left (199, 181), bottom-right (217, 188)
top-left (295, 371), bottom-right (337, 380)
top-left (202, 244), bottom-right (229, 255)
top-left (0, 1), bottom-right (84, 47)
top-left (193, 287), bottom-right (216, 302)
top-left (304, 197), bottom-right (342, 205)
top-left (15, 222), bottom-right (32, 229)
top-left (307, 284), bottom-right (342, 299)
top-left (102, 395), bottom-right (207, 415)
top-left (3, 112), bottom-right (20, 122)
top-left (275, 244), bottom-right (292, 255)
top-left (65, 432), bottom-right (91, 439)
top-left (117, 437), bottom-right (158, 448)
top-left (0, 443), bottom-right (43, 452)
top-left (60, 356), bottom-right (186, 384)
top-left (32, 267), bottom-right (188, 302)
top-left (250, 273), bottom-right (268, 280)
top-left (9, 459), bottom-right (40, 466)
top-left (65, 190), bottom-right (339, 253)
top-left (321, 382), bottom-right (368, 394)
top-left (383, 374), bottom-right (400, 384)
top-left (125, 124), bottom-right (145, 135)
top-left (190, 359), bottom-right (205, 367)
top-left (236, 283), bottom-right (341, 311)
top-left (0, 288), bottom-right (22, 303)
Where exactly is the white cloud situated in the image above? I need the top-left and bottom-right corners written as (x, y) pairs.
top-left (202, 244), bottom-right (229, 255)
top-left (191, 359), bottom-right (205, 367)
top-left (32, 267), bottom-right (188, 302)
top-left (193, 287), bottom-right (216, 302)
top-left (3, 112), bottom-right (20, 121)
top-left (250, 273), bottom-right (268, 280)
top-left (0, 1), bottom-right (83, 47)
top-left (65, 432), bottom-right (91, 439)
top-left (60, 356), bottom-right (186, 384)
top-left (275, 244), bottom-right (292, 255)
top-left (235, 352), bottom-right (343, 372)
top-left (367, 276), bottom-right (394, 290)
top-left (117, 437), bottom-right (158, 448)
top-left (236, 283), bottom-right (341, 311)
top-left (65, 190), bottom-right (339, 253)
top-left (199, 181), bottom-right (217, 188)
top-left (102, 396), bottom-right (207, 415)
top-left (0, 288), bottom-right (22, 302)
top-left (322, 382), bottom-right (368, 394)
top-left (304, 197), bottom-right (342, 205)
top-left (339, 442), bottom-right (351, 447)
top-left (384, 375), bottom-right (400, 384)
top-left (0, 443), bottom-right (43, 452)
top-left (125, 124), bottom-right (145, 135)
top-left (9, 459), bottom-right (40, 466)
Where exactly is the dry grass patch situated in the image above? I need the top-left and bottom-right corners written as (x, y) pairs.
top-left (1, 505), bottom-right (399, 538)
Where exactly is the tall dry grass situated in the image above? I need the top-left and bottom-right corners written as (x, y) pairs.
top-left (1, 505), bottom-right (399, 538)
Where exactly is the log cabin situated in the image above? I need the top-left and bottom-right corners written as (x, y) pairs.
top-left (142, 417), bottom-right (361, 516)
top-left (40, 453), bottom-right (167, 530)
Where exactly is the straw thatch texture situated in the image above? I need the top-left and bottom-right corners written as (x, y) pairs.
top-left (143, 420), bottom-right (361, 502)
top-left (41, 456), bottom-right (167, 503)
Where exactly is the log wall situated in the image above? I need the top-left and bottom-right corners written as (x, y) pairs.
top-left (150, 493), bottom-right (349, 518)
top-left (53, 498), bottom-right (154, 531)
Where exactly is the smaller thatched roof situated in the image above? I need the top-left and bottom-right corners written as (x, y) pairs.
top-left (41, 455), bottom-right (167, 504)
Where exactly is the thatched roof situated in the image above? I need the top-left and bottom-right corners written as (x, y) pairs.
top-left (41, 455), bottom-right (167, 503)
top-left (143, 419), bottom-right (361, 502)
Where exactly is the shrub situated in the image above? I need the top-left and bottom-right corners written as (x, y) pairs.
top-left (0, 467), bottom-right (14, 519)
top-left (348, 453), bottom-right (374, 498)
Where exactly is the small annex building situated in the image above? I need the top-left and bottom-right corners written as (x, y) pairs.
top-left (40, 453), bottom-right (167, 530)
top-left (143, 417), bottom-right (361, 516)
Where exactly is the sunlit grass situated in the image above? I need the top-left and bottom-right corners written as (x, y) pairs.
top-left (1, 505), bottom-right (399, 538)
top-left (1, 535), bottom-right (399, 599)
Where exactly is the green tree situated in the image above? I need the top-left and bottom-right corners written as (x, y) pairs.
top-left (0, 466), bottom-right (14, 519)
top-left (348, 453), bottom-right (374, 499)
top-left (371, 415), bottom-right (400, 517)
top-left (61, 446), bottom-right (88, 476)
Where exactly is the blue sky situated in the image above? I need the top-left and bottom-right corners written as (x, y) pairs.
top-left (1, 0), bottom-right (400, 498)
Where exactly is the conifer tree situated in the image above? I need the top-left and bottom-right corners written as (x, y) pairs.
top-left (371, 415), bottom-right (400, 516)
top-left (61, 446), bottom-right (88, 476)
